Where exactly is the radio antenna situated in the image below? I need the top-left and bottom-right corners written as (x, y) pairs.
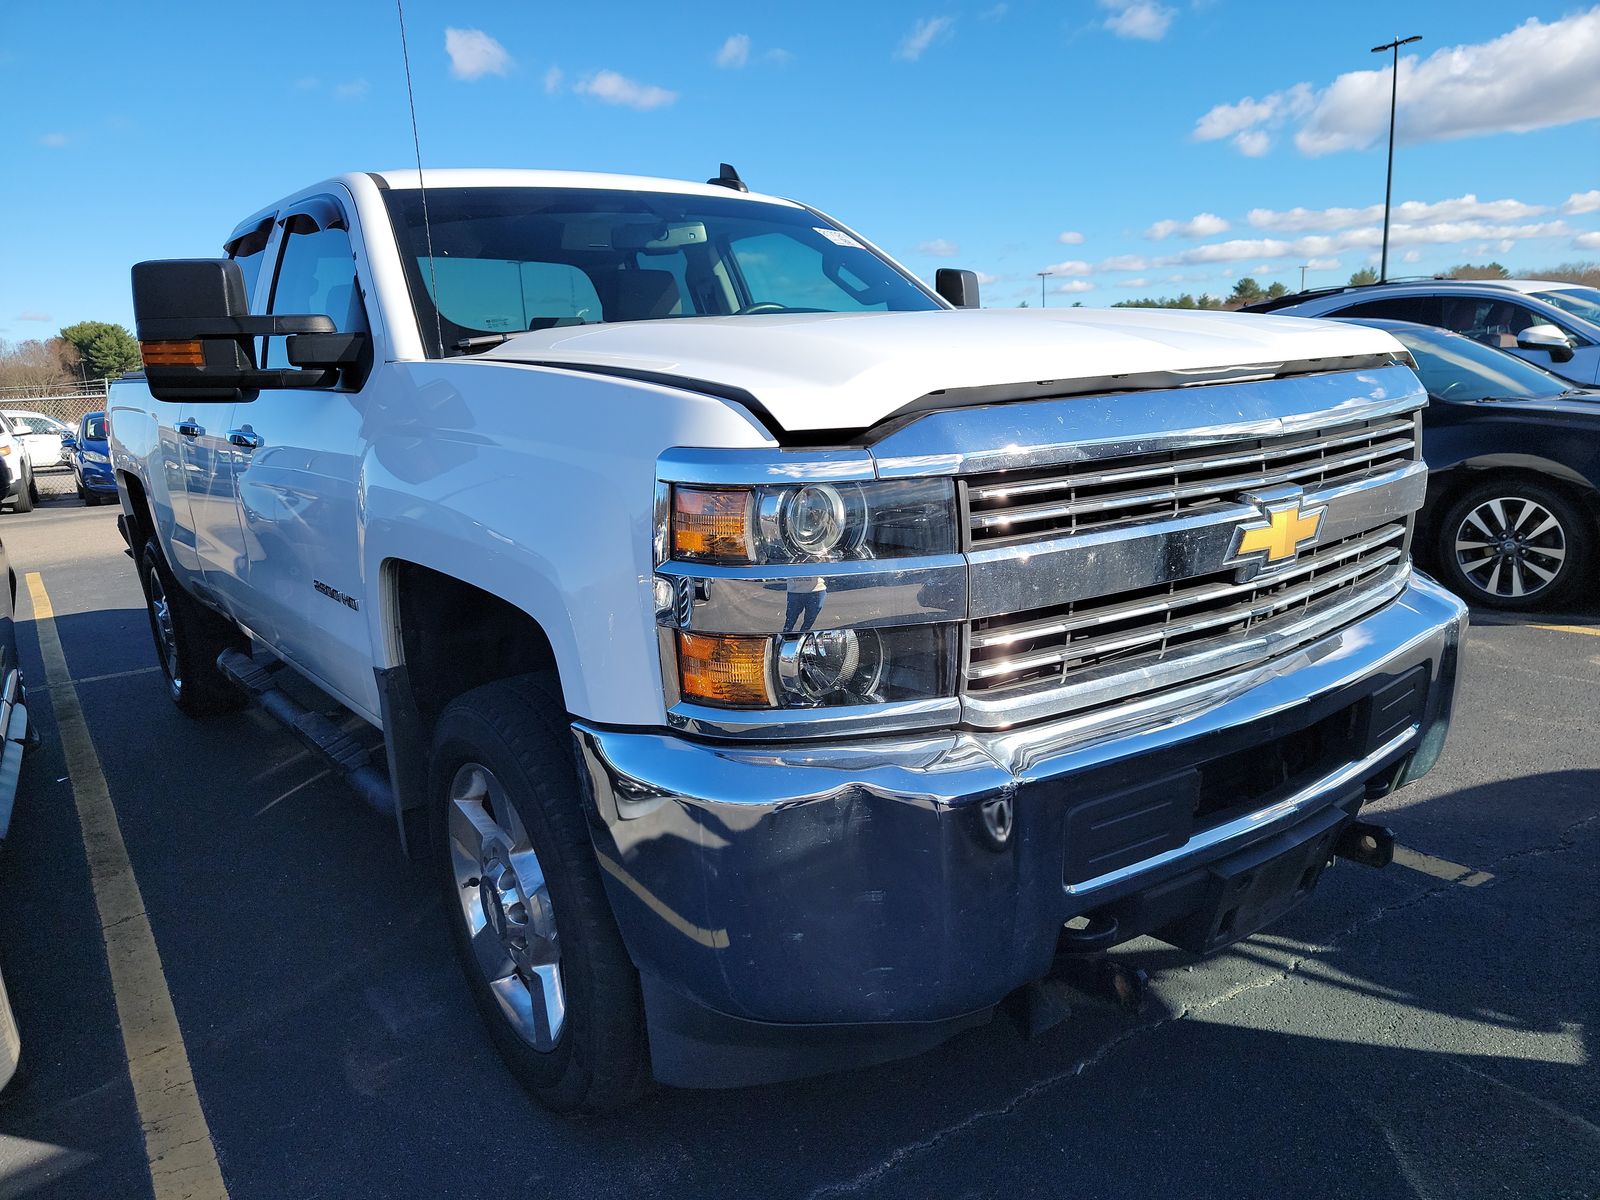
top-left (395, 0), bottom-right (445, 356)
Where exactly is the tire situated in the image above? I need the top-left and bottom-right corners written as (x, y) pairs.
top-left (430, 673), bottom-right (650, 1113)
top-left (11, 467), bottom-right (33, 514)
top-left (135, 538), bottom-right (245, 716)
top-left (75, 473), bottom-right (89, 504)
top-left (1433, 478), bottom-right (1594, 610)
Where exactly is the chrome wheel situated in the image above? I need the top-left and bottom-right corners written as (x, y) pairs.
top-left (1453, 495), bottom-right (1567, 602)
top-left (448, 763), bottom-right (565, 1051)
top-left (145, 570), bottom-right (182, 693)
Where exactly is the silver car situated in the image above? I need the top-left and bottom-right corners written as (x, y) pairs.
top-left (1249, 280), bottom-right (1600, 385)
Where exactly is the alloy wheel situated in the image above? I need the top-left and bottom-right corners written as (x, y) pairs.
top-left (145, 570), bottom-right (183, 693)
top-left (1453, 494), bottom-right (1567, 602)
top-left (447, 762), bottom-right (566, 1051)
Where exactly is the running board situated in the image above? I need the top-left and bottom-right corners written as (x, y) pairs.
top-left (216, 648), bottom-right (396, 816)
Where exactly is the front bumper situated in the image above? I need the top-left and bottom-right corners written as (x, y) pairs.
top-left (77, 462), bottom-right (117, 492)
top-left (575, 573), bottom-right (1466, 1084)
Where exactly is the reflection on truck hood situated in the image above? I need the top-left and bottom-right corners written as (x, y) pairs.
top-left (482, 307), bottom-right (1404, 434)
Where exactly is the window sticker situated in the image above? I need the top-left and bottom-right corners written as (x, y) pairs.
top-left (815, 227), bottom-right (863, 249)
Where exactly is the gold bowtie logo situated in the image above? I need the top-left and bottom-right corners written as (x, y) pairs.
top-left (1233, 502), bottom-right (1323, 565)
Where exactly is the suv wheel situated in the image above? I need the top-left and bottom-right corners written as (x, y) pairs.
top-left (136, 538), bottom-right (245, 715)
top-left (1435, 479), bottom-right (1593, 609)
top-left (11, 465), bottom-right (34, 514)
top-left (430, 672), bottom-right (650, 1113)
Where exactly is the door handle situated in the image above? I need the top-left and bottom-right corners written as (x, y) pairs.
top-left (227, 428), bottom-right (262, 451)
top-left (175, 419), bottom-right (203, 439)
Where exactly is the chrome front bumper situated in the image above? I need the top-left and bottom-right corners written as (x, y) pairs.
top-left (575, 573), bottom-right (1466, 1039)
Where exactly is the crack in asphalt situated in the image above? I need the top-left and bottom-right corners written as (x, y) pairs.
top-left (804, 812), bottom-right (1597, 1199)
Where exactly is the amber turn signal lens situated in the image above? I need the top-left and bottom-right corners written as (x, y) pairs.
top-left (677, 631), bottom-right (775, 707)
top-left (672, 487), bottom-right (754, 562)
top-left (140, 339), bottom-right (204, 367)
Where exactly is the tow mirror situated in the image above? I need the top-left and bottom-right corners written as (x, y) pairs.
top-left (130, 259), bottom-right (365, 402)
top-left (1516, 323), bottom-right (1575, 364)
top-left (935, 268), bottom-right (981, 309)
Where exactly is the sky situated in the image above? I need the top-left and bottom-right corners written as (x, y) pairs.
top-left (4, 0), bottom-right (1600, 336)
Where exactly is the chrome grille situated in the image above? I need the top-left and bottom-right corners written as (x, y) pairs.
top-left (965, 414), bottom-right (1418, 547)
top-left (966, 520), bottom-right (1410, 697)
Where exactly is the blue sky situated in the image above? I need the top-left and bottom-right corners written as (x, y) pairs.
top-left (4, 0), bottom-right (1600, 335)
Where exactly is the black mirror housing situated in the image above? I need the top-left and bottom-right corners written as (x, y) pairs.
top-left (935, 268), bottom-right (981, 309)
top-left (131, 259), bottom-right (343, 402)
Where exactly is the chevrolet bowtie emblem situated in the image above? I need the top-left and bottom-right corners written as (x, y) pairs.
top-left (1227, 488), bottom-right (1324, 576)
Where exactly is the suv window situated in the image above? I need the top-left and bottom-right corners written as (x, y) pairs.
top-left (264, 221), bottom-right (369, 369)
top-left (82, 414), bottom-right (106, 440)
top-left (226, 217), bottom-right (275, 307)
top-left (1437, 297), bottom-right (1554, 350)
top-left (10, 415), bottom-right (56, 435)
top-left (1336, 296), bottom-right (1443, 324)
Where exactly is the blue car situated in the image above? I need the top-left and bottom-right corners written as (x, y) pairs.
top-left (66, 411), bottom-right (117, 506)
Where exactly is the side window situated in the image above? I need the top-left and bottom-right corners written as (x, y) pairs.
top-left (264, 220), bottom-right (369, 369)
top-left (1337, 296), bottom-right (1441, 324)
top-left (225, 218), bottom-right (275, 310)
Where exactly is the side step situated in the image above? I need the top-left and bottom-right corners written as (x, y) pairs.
top-left (216, 648), bottom-right (396, 816)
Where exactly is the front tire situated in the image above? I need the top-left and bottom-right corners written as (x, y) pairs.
top-left (430, 673), bottom-right (650, 1113)
top-left (1434, 478), bottom-right (1593, 610)
top-left (136, 539), bottom-right (245, 716)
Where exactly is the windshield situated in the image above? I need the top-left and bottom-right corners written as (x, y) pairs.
top-left (1532, 286), bottom-right (1600, 323)
top-left (1389, 326), bottom-right (1579, 402)
top-left (382, 187), bottom-right (941, 357)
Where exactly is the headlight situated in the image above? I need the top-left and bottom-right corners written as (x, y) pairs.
top-left (676, 624), bottom-right (956, 709)
top-left (670, 478), bottom-right (956, 565)
top-left (85, 451), bottom-right (111, 465)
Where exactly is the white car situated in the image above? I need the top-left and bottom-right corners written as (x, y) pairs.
top-left (0, 417), bottom-right (36, 513)
top-left (0, 410), bottom-right (70, 467)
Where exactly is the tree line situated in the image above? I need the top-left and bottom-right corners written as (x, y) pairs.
top-left (0, 322), bottom-right (141, 395)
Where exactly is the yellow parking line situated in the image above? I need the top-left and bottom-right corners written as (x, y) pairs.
top-left (25, 573), bottom-right (229, 1200)
top-left (1392, 844), bottom-right (1494, 888)
top-left (1532, 624), bottom-right (1600, 638)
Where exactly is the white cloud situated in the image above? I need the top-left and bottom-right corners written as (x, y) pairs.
top-left (975, 271), bottom-right (1002, 285)
top-left (1149, 219), bottom-right (1571, 268)
top-left (1401, 251), bottom-right (1421, 264)
top-left (1234, 129), bottom-right (1271, 157)
top-left (14, 311), bottom-right (50, 322)
top-left (916, 238), bottom-right (960, 258)
top-left (333, 79), bottom-right (369, 100)
top-left (1146, 212), bottom-right (1231, 240)
top-left (1248, 194), bottom-right (1549, 233)
top-left (716, 34), bottom-right (750, 68)
top-left (1057, 230), bottom-right (1085, 245)
top-left (574, 70), bottom-right (678, 111)
top-left (1575, 231), bottom-right (1600, 250)
top-left (1306, 257), bottom-right (1342, 270)
top-left (1118, 277), bottom-right (1151, 288)
top-left (1564, 190), bottom-right (1600, 215)
top-left (1054, 279), bottom-right (1096, 293)
top-left (980, 4), bottom-right (1008, 19)
top-left (38, 132), bottom-right (68, 148)
top-left (445, 28), bottom-right (512, 81)
top-left (1196, 11), bottom-right (1600, 159)
top-left (1099, 0), bottom-right (1174, 41)
top-left (544, 66), bottom-right (564, 94)
top-left (1097, 254), bottom-right (1150, 271)
top-left (895, 16), bottom-right (954, 61)
top-left (1041, 259), bottom-right (1092, 276)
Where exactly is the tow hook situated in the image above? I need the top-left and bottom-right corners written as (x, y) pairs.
top-left (1051, 916), bottom-right (1150, 1014)
top-left (1334, 820), bottom-right (1395, 869)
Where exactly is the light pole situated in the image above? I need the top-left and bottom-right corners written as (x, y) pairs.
top-left (1299, 263), bottom-right (1310, 292)
top-left (1371, 34), bottom-right (1421, 283)
top-left (1037, 271), bottom-right (1053, 307)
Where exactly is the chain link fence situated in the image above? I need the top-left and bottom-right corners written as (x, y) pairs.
top-left (0, 379), bottom-right (113, 428)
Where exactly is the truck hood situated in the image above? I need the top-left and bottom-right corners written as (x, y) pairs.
top-left (483, 307), bottom-right (1403, 434)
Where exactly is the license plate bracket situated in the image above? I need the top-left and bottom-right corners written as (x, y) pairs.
top-left (1155, 807), bottom-right (1348, 954)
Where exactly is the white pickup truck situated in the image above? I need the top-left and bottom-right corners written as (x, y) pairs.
top-left (111, 167), bottom-right (1466, 1111)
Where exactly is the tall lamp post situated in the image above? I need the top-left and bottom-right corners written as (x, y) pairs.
top-left (1371, 34), bottom-right (1421, 283)
top-left (1037, 270), bottom-right (1053, 307)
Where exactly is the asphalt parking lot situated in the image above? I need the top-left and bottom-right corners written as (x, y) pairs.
top-left (0, 482), bottom-right (1594, 1200)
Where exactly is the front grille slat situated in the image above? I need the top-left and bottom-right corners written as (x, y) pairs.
top-left (966, 415), bottom-right (1417, 544)
top-left (960, 410), bottom-right (1420, 712)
